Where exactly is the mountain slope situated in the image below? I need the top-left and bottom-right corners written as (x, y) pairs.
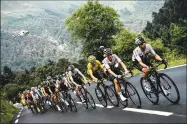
top-left (1, 1), bottom-right (164, 71)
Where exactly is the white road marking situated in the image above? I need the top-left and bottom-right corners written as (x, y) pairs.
top-left (17, 114), bottom-right (20, 118)
top-left (77, 102), bottom-right (82, 104)
top-left (15, 119), bottom-right (19, 123)
top-left (126, 64), bottom-right (186, 77)
top-left (77, 102), bottom-right (114, 108)
top-left (123, 107), bottom-right (173, 116)
top-left (95, 104), bottom-right (114, 108)
top-left (158, 64), bottom-right (186, 71)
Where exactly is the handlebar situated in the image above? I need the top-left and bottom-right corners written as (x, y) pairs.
top-left (120, 68), bottom-right (134, 78)
top-left (150, 61), bottom-right (168, 70)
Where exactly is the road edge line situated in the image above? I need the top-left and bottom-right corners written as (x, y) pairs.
top-left (15, 119), bottom-right (19, 123)
top-left (123, 107), bottom-right (173, 116)
top-left (126, 64), bottom-right (187, 78)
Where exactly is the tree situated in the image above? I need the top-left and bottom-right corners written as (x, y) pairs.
top-left (112, 28), bottom-right (137, 67)
top-left (65, 0), bottom-right (123, 56)
top-left (3, 84), bottom-right (21, 102)
top-left (56, 58), bottom-right (70, 73)
top-left (30, 66), bottom-right (36, 73)
top-left (169, 21), bottom-right (187, 54)
top-left (2, 66), bottom-right (15, 84)
top-left (143, 0), bottom-right (187, 56)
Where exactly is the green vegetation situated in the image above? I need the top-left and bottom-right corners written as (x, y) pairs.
top-left (0, 0), bottom-right (186, 123)
top-left (1, 96), bottom-right (19, 124)
top-left (65, 0), bottom-right (123, 57)
top-left (143, 0), bottom-right (187, 55)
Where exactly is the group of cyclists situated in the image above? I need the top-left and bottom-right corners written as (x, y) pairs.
top-left (21, 36), bottom-right (168, 113)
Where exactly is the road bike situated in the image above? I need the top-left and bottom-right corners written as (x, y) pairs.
top-left (95, 78), bottom-right (119, 107)
top-left (61, 89), bottom-right (77, 112)
top-left (75, 83), bottom-right (96, 109)
top-left (115, 70), bottom-right (142, 108)
top-left (140, 62), bottom-right (180, 104)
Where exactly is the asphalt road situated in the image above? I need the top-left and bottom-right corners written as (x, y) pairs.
top-left (13, 65), bottom-right (186, 123)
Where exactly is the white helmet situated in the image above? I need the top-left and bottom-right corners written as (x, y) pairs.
top-left (135, 36), bottom-right (146, 45)
top-left (47, 76), bottom-right (52, 80)
top-left (31, 87), bottom-right (35, 91)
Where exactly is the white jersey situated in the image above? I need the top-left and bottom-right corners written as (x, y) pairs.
top-left (102, 54), bottom-right (122, 69)
top-left (132, 44), bottom-right (157, 61)
top-left (30, 89), bottom-right (39, 102)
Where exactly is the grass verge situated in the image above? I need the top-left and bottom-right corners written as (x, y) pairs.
top-left (1, 97), bottom-right (19, 124)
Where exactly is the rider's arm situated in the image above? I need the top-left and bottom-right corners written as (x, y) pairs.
top-left (103, 61), bottom-right (118, 77)
top-left (148, 44), bottom-right (163, 61)
top-left (76, 68), bottom-right (87, 83)
top-left (48, 87), bottom-right (53, 95)
top-left (138, 60), bottom-right (149, 68)
top-left (107, 68), bottom-right (118, 77)
top-left (114, 54), bottom-right (128, 72)
top-left (87, 64), bottom-right (97, 81)
top-left (155, 55), bottom-right (163, 61)
top-left (64, 77), bottom-right (71, 88)
top-left (133, 50), bottom-right (148, 68)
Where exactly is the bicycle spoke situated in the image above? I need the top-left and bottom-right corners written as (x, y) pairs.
top-left (106, 86), bottom-right (119, 107)
top-left (95, 85), bottom-right (107, 107)
top-left (159, 73), bottom-right (180, 104)
top-left (86, 91), bottom-right (96, 109)
top-left (126, 82), bottom-right (141, 108)
top-left (140, 77), bottom-right (159, 104)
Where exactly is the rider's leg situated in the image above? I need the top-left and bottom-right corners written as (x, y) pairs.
top-left (113, 79), bottom-right (127, 101)
top-left (142, 67), bottom-right (149, 79)
top-left (114, 79), bottom-right (120, 93)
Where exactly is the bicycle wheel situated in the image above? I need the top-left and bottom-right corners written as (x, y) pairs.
top-left (95, 85), bottom-right (107, 107)
top-left (78, 89), bottom-right (88, 109)
top-left (126, 82), bottom-right (141, 108)
top-left (140, 77), bottom-right (159, 104)
top-left (106, 86), bottom-right (119, 107)
top-left (85, 90), bottom-right (96, 109)
top-left (118, 82), bottom-right (128, 107)
top-left (158, 73), bottom-right (180, 104)
top-left (69, 96), bottom-right (77, 112)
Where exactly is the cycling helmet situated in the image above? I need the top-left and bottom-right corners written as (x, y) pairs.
top-left (99, 46), bottom-right (105, 50)
top-left (88, 55), bottom-right (96, 63)
top-left (67, 65), bottom-right (75, 71)
top-left (62, 73), bottom-right (65, 77)
top-left (31, 87), bottom-right (35, 91)
top-left (104, 48), bottom-right (112, 55)
top-left (47, 76), bottom-right (52, 80)
top-left (135, 36), bottom-right (146, 45)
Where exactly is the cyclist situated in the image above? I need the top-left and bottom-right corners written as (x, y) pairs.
top-left (97, 46), bottom-right (107, 61)
top-left (46, 76), bottom-right (62, 111)
top-left (25, 89), bottom-right (38, 112)
top-left (102, 48), bottom-right (129, 101)
top-left (87, 55), bottom-right (107, 83)
top-left (31, 87), bottom-right (41, 106)
top-left (55, 75), bottom-right (70, 106)
top-left (66, 65), bottom-right (88, 102)
top-left (132, 36), bottom-right (167, 92)
top-left (41, 81), bottom-right (52, 106)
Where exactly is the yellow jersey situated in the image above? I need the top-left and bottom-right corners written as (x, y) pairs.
top-left (87, 60), bottom-right (104, 75)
